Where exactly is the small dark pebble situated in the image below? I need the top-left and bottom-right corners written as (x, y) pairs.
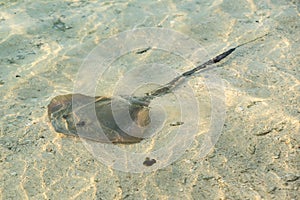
top-left (143, 157), bottom-right (156, 166)
top-left (76, 121), bottom-right (86, 127)
top-left (283, 174), bottom-right (299, 182)
top-left (170, 121), bottom-right (184, 126)
top-left (53, 19), bottom-right (72, 31)
top-left (16, 75), bottom-right (21, 78)
top-left (8, 58), bottom-right (15, 64)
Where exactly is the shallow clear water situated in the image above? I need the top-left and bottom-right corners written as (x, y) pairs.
top-left (0, 0), bottom-right (299, 199)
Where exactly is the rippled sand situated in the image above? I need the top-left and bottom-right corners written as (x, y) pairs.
top-left (0, 1), bottom-right (299, 199)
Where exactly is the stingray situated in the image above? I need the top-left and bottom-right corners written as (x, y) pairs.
top-left (48, 35), bottom-right (266, 143)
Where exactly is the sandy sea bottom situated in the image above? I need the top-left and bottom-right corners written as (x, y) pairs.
top-left (0, 0), bottom-right (299, 199)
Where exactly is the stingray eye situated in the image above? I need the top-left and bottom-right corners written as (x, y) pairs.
top-left (48, 104), bottom-right (62, 114)
top-left (62, 114), bottom-right (68, 119)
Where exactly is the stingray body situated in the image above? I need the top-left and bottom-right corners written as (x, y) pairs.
top-left (48, 94), bottom-right (150, 143)
top-left (48, 35), bottom-right (266, 143)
